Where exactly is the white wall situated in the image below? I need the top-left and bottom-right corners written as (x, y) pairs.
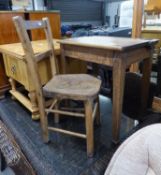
top-left (34, 0), bottom-right (45, 10)
top-left (105, 0), bottom-right (150, 27)
top-left (105, 1), bottom-right (122, 27)
top-left (12, 0), bottom-right (33, 10)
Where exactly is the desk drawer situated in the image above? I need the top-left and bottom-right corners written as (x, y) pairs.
top-left (3, 54), bottom-right (28, 86)
top-left (3, 54), bottom-right (52, 91)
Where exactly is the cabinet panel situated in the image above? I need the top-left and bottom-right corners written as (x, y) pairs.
top-left (0, 12), bottom-right (24, 44)
top-left (3, 54), bottom-right (27, 85)
top-left (29, 12), bottom-right (61, 40)
top-left (3, 54), bottom-right (52, 91)
top-left (28, 57), bottom-right (52, 91)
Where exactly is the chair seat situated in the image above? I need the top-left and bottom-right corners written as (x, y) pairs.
top-left (43, 74), bottom-right (101, 100)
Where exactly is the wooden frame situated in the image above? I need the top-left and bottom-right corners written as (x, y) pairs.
top-left (130, 0), bottom-right (144, 72)
top-left (59, 36), bottom-right (157, 143)
top-left (13, 16), bottom-right (101, 157)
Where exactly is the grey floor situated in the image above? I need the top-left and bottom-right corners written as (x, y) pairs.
top-left (0, 95), bottom-right (129, 175)
top-left (0, 94), bottom-right (161, 175)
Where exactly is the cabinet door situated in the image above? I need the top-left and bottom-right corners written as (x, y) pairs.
top-left (0, 12), bottom-right (24, 44)
top-left (3, 54), bottom-right (28, 88)
top-left (29, 12), bottom-right (61, 40)
top-left (0, 12), bottom-right (25, 97)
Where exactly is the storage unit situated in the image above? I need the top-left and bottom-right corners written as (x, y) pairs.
top-left (0, 40), bottom-right (60, 120)
top-left (0, 11), bottom-right (61, 98)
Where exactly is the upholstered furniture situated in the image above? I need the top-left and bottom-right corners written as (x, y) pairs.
top-left (105, 124), bottom-right (161, 175)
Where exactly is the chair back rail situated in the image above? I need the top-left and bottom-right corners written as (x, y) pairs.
top-left (25, 20), bottom-right (45, 30)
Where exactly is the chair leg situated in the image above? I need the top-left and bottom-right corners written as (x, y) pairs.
top-left (54, 101), bottom-right (59, 124)
top-left (95, 96), bottom-right (101, 126)
top-left (39, 108), bottom-right (49, 143)
top-left (85, 99), bottom-right (94, 158)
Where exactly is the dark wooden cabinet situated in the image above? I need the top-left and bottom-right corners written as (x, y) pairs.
top-left (29, 11), bottom-right (61, 40)
top-left (0, 12), bottom-right (25, 98)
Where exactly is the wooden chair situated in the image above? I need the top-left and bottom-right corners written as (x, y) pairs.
top-left (13, 16), bottom-right (101, 157)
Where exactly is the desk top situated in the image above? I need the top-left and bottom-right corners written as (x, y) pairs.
top-left (0, 39), bottom-right (60, 60)
top-left (60, 36), bottom-right (157, 51)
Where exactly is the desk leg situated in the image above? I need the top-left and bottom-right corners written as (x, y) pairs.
top-left (140, 57), bottom-right (152, 115)
top-left (8, 78), bottom-right (39, 120)
top-left (112, 59), bottom-right (125, 143)
top-left (28, 91), bottom-right (40, 120)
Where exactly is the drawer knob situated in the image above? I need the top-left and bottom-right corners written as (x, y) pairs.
top-left (11, 65), bottom-right (16, 74)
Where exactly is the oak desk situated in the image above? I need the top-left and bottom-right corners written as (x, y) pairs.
top-left (0, 40), bottom-right (60, 120)
top-left (60, 36), bottom-right (157, 143)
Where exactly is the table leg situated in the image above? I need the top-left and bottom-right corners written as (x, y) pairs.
top-left (9, 78), bottom-right (16, 91)
top-left (140, 57), bottom-right (152, 115)
top-left (157, 55), bottom-right (161, 96)
top-left (112, 59), bottom-right (126, 143)
top-left (9, 78), bottom-right (16, 100)
top-left (28, 91), bottom-right (40, 120)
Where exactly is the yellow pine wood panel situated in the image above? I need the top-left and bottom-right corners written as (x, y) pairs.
top-left (3, 54), bottom-right (27, 85)
top-left (0, 40), bottom-right (60, 60)
top-left (28, 57), bottom-right (52, 91)
top-left (3, 54), bottom-right (52, 91)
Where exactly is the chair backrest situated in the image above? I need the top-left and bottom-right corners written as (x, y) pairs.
top-left (13, 16), bottom-right (57, 124)
top-left (13, 16), bottom-right (57, 75)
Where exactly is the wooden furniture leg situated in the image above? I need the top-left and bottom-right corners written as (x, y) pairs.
top-left (85, 99), bottom-right (94, 157)
top-left (112, 59), bottom-right (126, 144)
top-left (140, 57), bottom-right (152, 115)
top-left (9, 78), bottom-right (16, 100)
top-left (28, 91), bottom-right (40, 120)
top-left (157, 55), bottom-right (161, 96)
top-left (9, 78), bottom-right (16, 91)
top-left (54, 100), bottom-right (59, 124)
top-left (95, 96), bottom-right (101, 126)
